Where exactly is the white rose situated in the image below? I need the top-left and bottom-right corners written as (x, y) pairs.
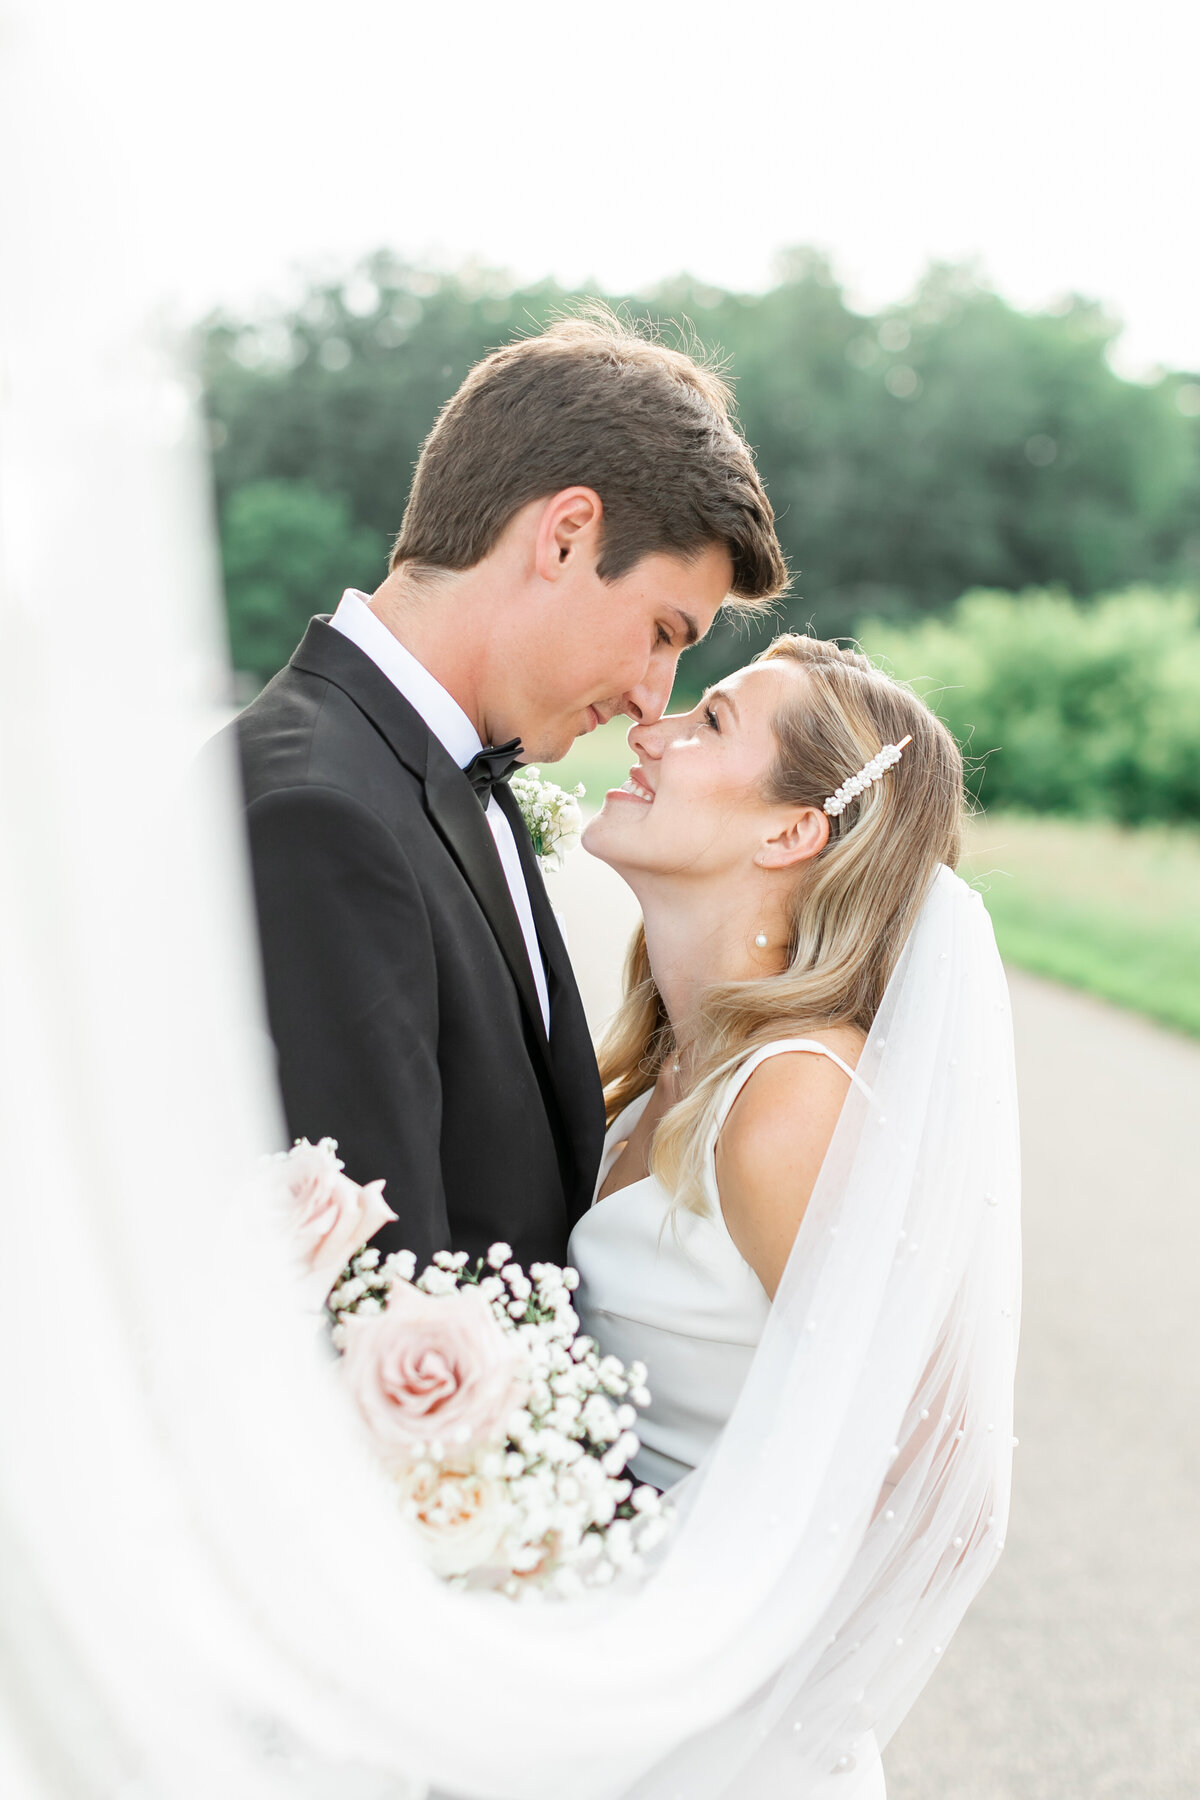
top-left (395, 1462), bottom-right (513, 1578)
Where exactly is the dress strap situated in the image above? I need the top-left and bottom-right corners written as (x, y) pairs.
top-left (711, 1038), bottom-right (870, 1140)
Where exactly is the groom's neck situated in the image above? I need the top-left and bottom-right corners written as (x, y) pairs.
top-left (368, 568), bottom-right (491, 741)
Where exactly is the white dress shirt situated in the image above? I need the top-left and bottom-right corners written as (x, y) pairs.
top-left (329, 590), bottom-right (550, 1035)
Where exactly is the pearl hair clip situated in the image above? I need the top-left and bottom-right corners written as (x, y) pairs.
top-left (823, 734), bottom-right (913, 817)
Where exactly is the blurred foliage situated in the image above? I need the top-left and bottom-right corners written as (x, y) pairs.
top-left (863, 588), bottom-right (1200, 823)
top-left (200, 249), bottom-right (1200, 692)
top-left (219, 479), bottom-right (386, 686)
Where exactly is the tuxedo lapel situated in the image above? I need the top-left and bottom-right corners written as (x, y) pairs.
top-left (495, 782), bottom-right (605, 1223)
top-left (290, 619), bottom-right (551, 1059)
top-left (291, 618), bottom-right (430, 780)
top-left (494, 783), bottom-right (576, 1022)
top-left (422, 755), bottom-right (549, 1054)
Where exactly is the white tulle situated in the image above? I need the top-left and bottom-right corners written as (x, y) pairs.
top-left (0, 13), bottom-right (1020, 1795)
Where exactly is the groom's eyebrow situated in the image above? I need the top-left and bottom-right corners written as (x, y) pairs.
top-left (671, 609), bottom-right (700, 647)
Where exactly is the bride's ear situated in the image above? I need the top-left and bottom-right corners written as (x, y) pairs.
top-left (754, 806), bottom-right (829, 870)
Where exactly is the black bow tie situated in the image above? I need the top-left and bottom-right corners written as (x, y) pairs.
top-left (463, 738), bottom-right (523, 808)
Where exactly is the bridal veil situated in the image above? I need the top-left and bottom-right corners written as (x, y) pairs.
top-left (0, 11), bottom-right (1020, 1794)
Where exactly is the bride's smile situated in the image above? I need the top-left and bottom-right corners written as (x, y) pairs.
top-left (583, 659), bottom-right (828, 898)
top-left (609, 763), bottom-right (655, 803)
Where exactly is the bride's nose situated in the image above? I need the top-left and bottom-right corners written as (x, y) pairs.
top-left (627, 717), bottom-right (664, 761)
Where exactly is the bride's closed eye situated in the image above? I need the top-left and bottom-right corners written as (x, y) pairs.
top-left (703, 704), bottom-right (721, 733)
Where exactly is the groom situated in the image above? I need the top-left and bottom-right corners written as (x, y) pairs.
top-left (233, 313), bottom-right (786, 1269)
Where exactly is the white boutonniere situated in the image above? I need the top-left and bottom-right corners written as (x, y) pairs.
top-left (509, 768), bottom-right (585, 870)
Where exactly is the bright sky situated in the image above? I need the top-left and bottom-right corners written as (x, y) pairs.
top-left (9, 0), bottom-right (1200, 375)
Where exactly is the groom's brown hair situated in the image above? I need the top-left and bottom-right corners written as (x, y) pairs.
top-left (390, 307), bottom-right (787, 603)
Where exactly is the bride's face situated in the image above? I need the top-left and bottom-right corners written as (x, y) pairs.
top-left (582, 660), bottom-right (807, 881)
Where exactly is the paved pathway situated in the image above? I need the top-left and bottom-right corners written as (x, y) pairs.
top-left (545, 849), bottom-right (1200, 1800)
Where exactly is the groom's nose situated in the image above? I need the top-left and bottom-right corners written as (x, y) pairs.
top-left (619, 654), bottom-right (676, 727)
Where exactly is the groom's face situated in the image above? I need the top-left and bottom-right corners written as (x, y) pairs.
top-left (508, 540), bottom-right (732, 762)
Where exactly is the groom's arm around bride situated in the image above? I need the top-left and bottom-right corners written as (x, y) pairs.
top-left (229, 311), bottom-right (787, 1270)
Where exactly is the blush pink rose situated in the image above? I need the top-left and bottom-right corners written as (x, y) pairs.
top-left (340, 1283), bottom-right (528, 1467)
top-left (273, 1136), bottom-right (396, 1307)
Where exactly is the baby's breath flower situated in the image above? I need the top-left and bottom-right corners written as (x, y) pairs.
top-left (416, 1266), bottom-right (458, 1296)
top-left (600, 1431), bottom-right (640, 1478)
top-left (581, 1394), bottom-right (620, 1443)
top-left (509, 770), bottom-right (585, 869)
top-left (597, 1356), bottom-right (628, 1395)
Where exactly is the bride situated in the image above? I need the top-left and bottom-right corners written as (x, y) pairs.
top-left (571, 631), bottom-right (967, 1496)
top-left (551, 632), bottom-right (1017, 1798)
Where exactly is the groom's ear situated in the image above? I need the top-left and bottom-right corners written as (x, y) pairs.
top-left (534, 487), bottom-right (604, 582)
top-left (754, 807), bottom-right (829, 870)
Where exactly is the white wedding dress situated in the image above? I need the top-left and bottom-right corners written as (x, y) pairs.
top-left (571, 1040), bottom-right (865, 1492)
top-left (571, 1040), bottom-right (888, 1799)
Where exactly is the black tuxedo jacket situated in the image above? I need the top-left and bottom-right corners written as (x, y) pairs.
top-left (230, 617), bottom-right (606, 1270)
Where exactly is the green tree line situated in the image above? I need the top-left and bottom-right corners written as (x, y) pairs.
top-left (864, 587), bottom-right (1200, 824)
top-left (201, 250), bottom-right (1200, 694)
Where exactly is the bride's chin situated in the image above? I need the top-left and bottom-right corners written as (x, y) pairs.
top-left (580, 810), bottom-right (635, 870)
top-left (580, 814), bottom-right (612, 862)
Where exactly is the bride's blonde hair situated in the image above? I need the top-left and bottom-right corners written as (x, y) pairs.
top-left (597, 634), bottom-right (965, 1212)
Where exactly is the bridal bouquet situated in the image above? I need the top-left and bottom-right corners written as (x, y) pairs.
top-left (269, 1137), bottom-right (669, 1596)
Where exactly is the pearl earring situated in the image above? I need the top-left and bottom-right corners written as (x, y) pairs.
top-left (754, 932), bottom-right (769, 949)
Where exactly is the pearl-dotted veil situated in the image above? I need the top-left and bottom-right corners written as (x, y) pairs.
top-left (0, 12), bottom-right (1020, 1793)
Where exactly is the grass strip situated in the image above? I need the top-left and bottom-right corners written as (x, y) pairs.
top-left (962, 814), bottom-right (1200, 1039)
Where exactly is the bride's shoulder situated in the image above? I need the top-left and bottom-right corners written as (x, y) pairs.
top-left (724, 1025), bottom-right (865, 1122)
top-left (713, 1027), bottom-right (866, 1298)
